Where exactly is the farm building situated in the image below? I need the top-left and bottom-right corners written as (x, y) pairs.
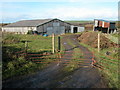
top-left (71, 25), bottom-right (84, 33)
top-left (2, 18), bottom-right (85, 35)
top-left (2, 19), bottom-right (72, 35)
top-left (67, 22), bottom-right (85, 33)
top-left (93, 19), bottom-right (117, 33)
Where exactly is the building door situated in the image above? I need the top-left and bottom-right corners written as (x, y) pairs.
top-left (73, 27), bottom-right (78, 33)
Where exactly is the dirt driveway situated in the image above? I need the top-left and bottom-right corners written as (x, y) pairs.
top-left (2, 34), bottom-right (108, 88)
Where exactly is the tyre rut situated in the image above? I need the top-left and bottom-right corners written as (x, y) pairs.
top-left (57, 35), bottom-right (108, 88)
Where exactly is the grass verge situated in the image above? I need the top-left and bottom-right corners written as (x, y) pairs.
top-left (62, 36), bottom-right (84, 72)
top-left (78, 42), bottom-right (119, 88)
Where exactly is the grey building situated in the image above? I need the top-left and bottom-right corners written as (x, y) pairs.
top-left (2, 19), bottom-right (71, 35)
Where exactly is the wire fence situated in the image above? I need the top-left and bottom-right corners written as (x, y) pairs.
top-left (91, 50), bottom-right (118, 74)
top-left (14, 49), bottom-right (118, 74)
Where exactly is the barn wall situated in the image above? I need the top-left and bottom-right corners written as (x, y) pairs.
top-left (37, 19), bottom-right (71, 35)
top-left (71, 25), bottom-right (74, 33)
top-left (2, 27), bottom-right (36, 34)
top-left (78, 27), bottom-right (85, 32)
top-left (71, 26), bottom-right (84, 33)
top-left (37, 26), bottom-right (44, 32)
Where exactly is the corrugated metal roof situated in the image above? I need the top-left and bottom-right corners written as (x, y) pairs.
top-left (4, 19), bottom-right (52, 27)
top-left (94, 19), bottom-right (110, 22)
top-left (94, 19), bottom-right (115, 23)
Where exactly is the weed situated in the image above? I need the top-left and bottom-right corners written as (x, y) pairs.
top-left (78, 42), bottom-right (118, 88)
top-left (2, 33), bottom-right (63, 79)
top-left (2, 33), bottom-right (21, 44)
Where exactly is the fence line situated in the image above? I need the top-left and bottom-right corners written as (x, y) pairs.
top-left (98, 61), bottom-right (117, 68)
top-left (14, 49), bottom-right (117, 64)
top-left (14, 49), bottom-right (118, 74)
top-left (16, 50), bottom-right (25, 53)
top-left (99, 58), bottom-right (118, 64)
top-left (96, 63), bottom-right (118, 73)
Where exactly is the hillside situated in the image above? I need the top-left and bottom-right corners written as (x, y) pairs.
top-left (65, 20), bottom-right (93, 27)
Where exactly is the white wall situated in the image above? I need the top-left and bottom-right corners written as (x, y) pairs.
top-left (95, 20), bottom-right (98, 27)
top-left (2, 27), bottom-right (36, 34)
top-left (78, 27), bottom-right (85, 32)
top-left (71, 25), bottom-right (74, 33)
top-left (71, 25), bottom-right (84, 33)
top-left (102, 22), bottom-right (104, 27)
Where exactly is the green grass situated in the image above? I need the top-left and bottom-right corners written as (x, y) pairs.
top-left (65, 20), bottom-right (93, 23)
top-left (2, 33), bottom-right (63, 79)
top-left (3, 57), bottom-right (38, 79)
top-left (103, 33), bottom-right (119, 44)
top-left (63, 48), bottom-right (83, 72)
top-left (72, 48), bottom-right (83, 59)
top-left (17, 34), bottom-right (52, 52)
top-left (0, 62), bottom-right (1, 75)
top-left (63, 36), bottom-right (84, 72)
top-left (111, 33), bottom-right (119, 37)
top-left (3, 33), bottom-right (62, 53)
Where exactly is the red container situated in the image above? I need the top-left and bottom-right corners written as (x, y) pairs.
top-left (104, 22), bottom-right (110, 28)
top-left (99, 21), bottom-right (102, 27)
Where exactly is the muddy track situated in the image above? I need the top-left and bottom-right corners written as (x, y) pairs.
top-left (2, 35), bottom-right (108, 88)
top-left (57, 35), bottom-right (108, 88)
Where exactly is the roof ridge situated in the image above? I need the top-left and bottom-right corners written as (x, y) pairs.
top-left (3, 18), bottom-right (56, 27)
top-left (23, 19), bottom-right (52, 20)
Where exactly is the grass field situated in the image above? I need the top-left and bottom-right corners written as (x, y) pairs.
top-left (63, 37), bottom-right (83, 72)
top-left (2, 33), bottom-right (62, 79)
top-left (65, 20), bottom-right (93, 23)
top-left (3, 34), bottom-right (52, 52)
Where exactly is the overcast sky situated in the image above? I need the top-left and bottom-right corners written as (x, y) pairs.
top-left (0, 0), bottom-right (119, 23)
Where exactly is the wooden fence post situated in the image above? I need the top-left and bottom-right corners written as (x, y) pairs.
top-left (25, 41), bottom-right (28, 58)
top-left (58, 36), bottom-right (61, 52)
top-left (98, 33), bottom-right (100, 52)
top-left (52, 33), bottom-right (55, 54)
top-left (107, 27), bottom-right (109, 34)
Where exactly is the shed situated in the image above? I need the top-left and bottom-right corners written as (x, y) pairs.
top-left (2, 19), bottom-right (71, 35)
top-left (93, 19), bottom-right (117, 33)
top-left (71, 25), bottom-right (84, 33)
